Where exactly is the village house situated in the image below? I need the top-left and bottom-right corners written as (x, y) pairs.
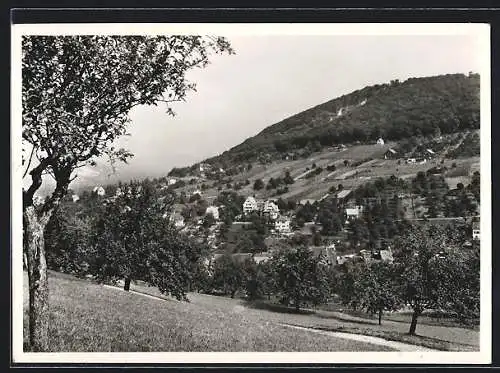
top-left (92, 186), bottom-right (106, 196)
top-left (472, 221), bottom-right (480, 241)
top-left (425, 148), bottom-right (436, 158)
top-left (253, 253), bottom-right (272, 264)
top-left (309, 244), bottom-right (336, 266)
top-left (336, 189), bottom-right (353, 207)
top-left (376, 138), bottom-right (385, 145)
top-left (72, 194), bottom-right (80, 202)
top-left (384, 148), bottom-right (398, 159)
top-left (166, 210), bottom-right (185, 228)
top-left (274, 217), bottom-right (292, 234)
top-left (262, 200), bottom-right (280, 220)
top-left (167, 178), bottom-right (177, 186)
top-left (299, 199), bottom-right (316, 206)
top-left (336, 253), bottom-right (357, 265)
top-left (243, 196), bottom-right (259, 214)
top-left (205, 206), bottom-right (220, 221)
top-left (345, 205), bottom-right (364, 220)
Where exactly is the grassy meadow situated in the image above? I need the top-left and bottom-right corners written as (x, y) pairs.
top-left (23, 271), bottom-right (394, 352)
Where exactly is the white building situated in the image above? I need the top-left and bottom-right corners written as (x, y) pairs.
top-left (167, 178), bottom-right (177, 186)
top-left (376, 138), bottom-right (385, 145)
top-left (472, 221), bottom-right (480, 241)
top-left (72, 194), bottom-right (80, 202)
top-left (174, 216), bottom-right (185, 228)
top-left (275, 217), bottom-right (291, 234)
top-left (93, 186), bottom-right (106, 196)
top-left (346, 205), bottom-right (363, 220)
top-left (205, 206), bottom-right (220, 221)
top-left (243, 196), bottom-right (259, 214)
top-left (262, 200), bottom-right (280, 220)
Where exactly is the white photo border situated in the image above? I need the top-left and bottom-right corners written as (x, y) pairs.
top-left (11, 22), bottom-right (492, 365)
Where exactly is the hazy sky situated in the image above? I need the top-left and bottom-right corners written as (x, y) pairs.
top-left (68, 33), bottom-right (483, 188)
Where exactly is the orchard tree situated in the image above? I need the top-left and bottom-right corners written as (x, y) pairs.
top-left (393, 224), bottom-right (476, 335)
top-left (352, 261), bottom-right (402, 325)
top-left (21, 35), bottom-right (233, 351)
top-left (211, 254), bottom-right (248, 298)
top-left (272, 247), bottom-right (331, 311)
top-left (90, 180), bottom-right (170, 291)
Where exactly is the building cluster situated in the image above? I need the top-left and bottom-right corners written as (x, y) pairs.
top-left (242, 196), bottom-right (291, 234)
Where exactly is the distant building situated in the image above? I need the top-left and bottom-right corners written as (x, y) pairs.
top-left (205, 206), bottom-right (220, 221)
top-left (345, 205), bottom-right (363, 220)
top-left (309, 244), bottom-right (336, 266)
top-left (406, 158), bottom-right (417, 164)
top-left (472, 221), bottom-right (480, 241)
top-left (167, 178), bottom-right (177, 186)
top-left (72, 194), bottom-right (80, 202)
top-left (336, 253), bottom-right (357, 265)
top-left (336, 189), bottom-right (352, 205)
top-left (275, 217), bottom-right (291, 234)
top-left (262, 200), bottom-right (280, 220)
top-left (243, 196), bottom-right (259, 214)
top-left (376, 138), bottom-right (385, 145)
top-left (169, 213), bottom-right (185, 228)
top-left (384, 148), bottom-right (398, 159)
top-left (253, 253), bottom-right (272, 264)
top-left (373, 248), bottom-right (394, 264)
top-left (92, 186), bottom-right (106, 196)
top-left (299, 199), bottom-right (316, 206)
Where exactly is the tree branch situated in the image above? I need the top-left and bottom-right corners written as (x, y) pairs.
top-left (23, 156), bottom-right (53, 209)
top-left (22, 145), bottom-right (36, 179)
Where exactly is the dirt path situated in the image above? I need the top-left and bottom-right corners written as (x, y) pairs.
top-left (278, 324), bottom-right (439, 352)
top-left (105, 285), bottom-right (441, 352)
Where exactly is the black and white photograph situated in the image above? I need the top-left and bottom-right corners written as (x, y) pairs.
top-left (11, 22), bottom-right (491, 364)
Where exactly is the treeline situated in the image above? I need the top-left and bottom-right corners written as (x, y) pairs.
top-left (207, 73), bottom-right (479, 165)
top-left (44, 179), bottom-right (479, 335)
top-left (44, 179), bottom-right (208, 299)
top-left (197, 224), bottom-right (479, 334)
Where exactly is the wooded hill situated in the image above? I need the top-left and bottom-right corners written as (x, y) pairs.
top-left (203, 73), bottom-right (479, 167)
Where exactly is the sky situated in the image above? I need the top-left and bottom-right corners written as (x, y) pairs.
top-left (25, 32), bottom-right (484, 193)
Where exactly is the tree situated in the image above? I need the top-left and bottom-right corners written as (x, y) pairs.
top-left (211, 254), bottom-right (247, 298)
top-left (271, 247), bottom-right (331, 311)
top-left (284, 170), bottom-right (295, 185)
top-left (393, 224), bottom-right (477, 335)
top-left (44, 199), bottom-right (93, 276)
top-left (352, 261), bottom-right (402, 325)
top-left (90, 181), bottom-right (166, 290)
top-left (21, 35), bottom-right (233, 351)
top-left (253, 179), bottom-right (264, 190)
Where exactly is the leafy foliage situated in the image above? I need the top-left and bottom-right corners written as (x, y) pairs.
top-left (271, 247), bottom-right (331, 310)
top-left (392, 224), bottom-right (479, 334)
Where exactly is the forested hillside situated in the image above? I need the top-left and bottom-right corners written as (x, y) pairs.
top-left (204, 73), bottom-right (479, 166)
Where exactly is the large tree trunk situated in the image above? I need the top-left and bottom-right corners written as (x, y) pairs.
top-left (378, 309), bottom-right (383, 325)
top-left (24, 206), bottom-right (50, 352)
top-left (123, 277), bottom-right (131, 291)
top-left (409, 308), bottom-right (421, 335)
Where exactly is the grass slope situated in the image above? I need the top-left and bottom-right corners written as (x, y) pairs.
top-left (23, 271), bottom-right (393, 352)
top-left (128, 279), bottom-right (479, 352)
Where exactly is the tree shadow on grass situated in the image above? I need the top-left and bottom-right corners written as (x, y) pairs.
top-left (243, 300), bottom-right (316, 315)
top-left (314, 312), bottom-right (379, 326)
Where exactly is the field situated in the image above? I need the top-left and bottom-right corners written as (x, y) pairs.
top-left (24, 271), bottom-right (479, 353)
top-left (173, 138), bottom-right (479, 203)
top-left (23, 271), bottom-right (393, 352)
